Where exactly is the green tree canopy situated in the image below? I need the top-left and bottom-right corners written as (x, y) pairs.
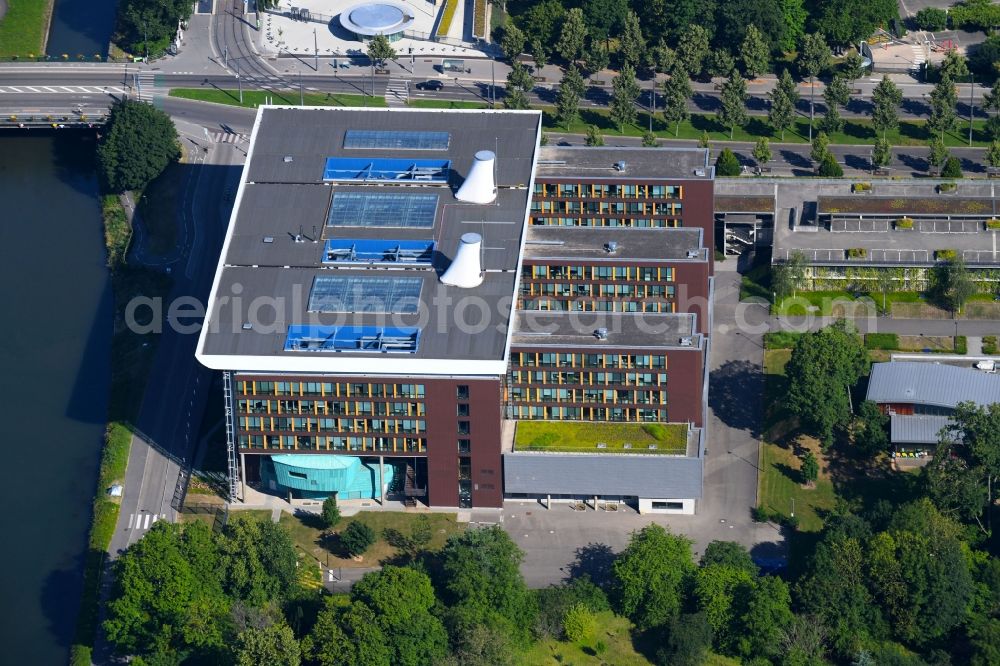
top-left (219, 515), bottom-right (297, 606)
top-left (740, 24), bottom-right (771, 79)
top-left (928, 74), bottom-right (959, 137)
top-left (556, 7), bottom-right (588, 62)
top-left (818, 151), bottom-right (844, 177)
top-left (701, 541), bottom-right (757, 573)
top-left (115, 0), bottom-right (193, 55)
top-left (676, 24), bottom-right (710, 78)
top-left (871, 137), bottom-right (892, 170)
top-left (771, 249), bottom-right (806, 298)
top-left (500, 23), bottom-right (526, 61)
top-left (841, 51), bottom-right (868, 83)
top-left (341, 521), bottom-right (377, 557)
top-left (580, 0), bottom-right (629, 43)
top-left (798, 32), bottom-right (831, 80)
top-left (612, 524), bottom-right (695, 629)
top-left (768, 69), bottom-right (799, 140)
top-left (659, 612), bottom-right (714, 666)
top-left (785, 320), bottom-right (868, 445)
top-left (97, 99), bottom-right (179, 194)
top-left (366, 34), bottom-right (396, 68)
top-left (738, 576), bottom-right (794, 661)
top-left (585, 124), bottom-right (604, 146)
top-left (855, 401), bottom-right (890, 456)
top-left (986, 140), bottom-right (1000, 168)
top-left (942, 155), bottom-right (964, 178)
top-left (321, 494), bottom-right (340, 528)
top-left (717, 0), bottom-right (785, 53)
top-left (304, 599), bottom-right (391, 666)
top-left (914, 7), bottom-right (948, 31)
top-left (694, 563), bottom-right (755, 651)
top-left (810, 130), bottom-right (831, 164)
top-left (801, 450), bottom-right (819, 483)
top-left (610, 62), bottom-right (641, 132)
top-left (753, 137), bottom-right (772, 165)
top-left (871, 75), bottom-right (903, 138)
top-left (811, 0), bottom-right (898, 47)
top-left (235, 623), bottom-right (300, 666)
top-left (582, 40), bottom-right (610, 78)
top-left (718, 71), bottom-right (748, 139)
top-left (706, 48), bottom-right (736, 79)
top-left (928, 402), bottom-right (1000, 528)
top-left (715, 148), bottom-right (741, 176)
top-left (662, 66), bottom-right (693, 136)
top-left (618, 10), bottom-right (647, 69)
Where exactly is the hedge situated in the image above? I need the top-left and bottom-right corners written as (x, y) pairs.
top-left (983, 336), bottom-right (998, 355)
top-left (896, 217), bottom-right (914, 229)
top-left (764, 330), bottom-right (804, 349)
top-left (955, 336), bottom-right (968, 355)
top-left (847, 248), bottom-right (867, 259)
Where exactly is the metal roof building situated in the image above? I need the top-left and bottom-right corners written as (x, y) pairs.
top-left (889, 414), bottom-right (957, 446)
top-left (866, 362), bottom-right (1000, 410)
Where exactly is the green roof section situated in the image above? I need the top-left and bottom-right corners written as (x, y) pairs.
top-left (514, 421), bottom-right (689, 455)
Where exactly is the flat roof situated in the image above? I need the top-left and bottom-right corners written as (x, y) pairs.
top-left (867, 361), bottom-right (1000, 410)
top-left (197, 107), bottom-right (542, 376)
top-left (513, 421), bottom-right (695, 456)
top-left (889, 414), bottom-right (957, 445)
top-left (535, 146), bottom-right (712, 180)
top-left (818, 195), bottom-right (998, 218)
top-left (512, 311), bottom-right (701, 349)
top-left (523, 226), bottom-right (707, 262)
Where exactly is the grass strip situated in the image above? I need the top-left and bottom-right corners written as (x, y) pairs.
top-left (169, 88), bottom-right (386, 108)
top-left (0, 0), bottom-right (53, 57)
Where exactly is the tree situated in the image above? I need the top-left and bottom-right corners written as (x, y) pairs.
top-left (812, 0), bottom-right (898, 47)
top-left (562, 603), bottom-right (597, 642)
top-left (753, 137), bottom-right (772, 166)
top-left (694, 563), bottom-right (755, 649)
top-left (741, 25), bottom-right (771, 79)
top-left (785, 320), bottom-right (868, 445)
top-left (585, 124), bottom-right (604, 146)
top-left (352, 566), bottom-right (448, 666)
top-left (738, 576), bottom-right (794, 661)
top-left (612, 524), bottom-right (695, 629)
top-left (556, 8), bottom-right (587, 63)
top-left (341, 521), bottom-right (376, 557)
top-left (582, 40), bottom-right (609, 79)
top-left (942, 155), bottom-right (964, 178)
top-left (810, 131), bottom-right (830, 164)
top-left (535, 576), bottom-right (610, 639)
top-left (555, 77), bottom-right (581, 128)
top-left (235, 623), bottom-right (300, 666)
top-left (521, 0), bottom-right (565, 46)
top-left (530, 38), bottom-right (548, 70)
top-left (841, 50), bottom-right (867, 83)
top-left (676, 24), bottom-right (710, 78)
top-left (619, 10), bottom-right (647, 69)
top-left (445, 624), bottom-right (519, 666)
top-left (366, 34), bottom-right (395, 69)
top-left (658, 612), bottom-right (714, 666)
top-left (560, 63), bottom-right (586, 99)
top-left (701, 541), bottom-right (757, 573)
top-left (321, 494), bottom-right (340, 529)
top-left (799, 33), bottom-right (831, 141)
top-left (717, 0), bottom-right (785, 52)
top-left (927, 135), bottom-right (950, 170)
top-left (304, 599), bottom-right (391, 666)
top-left (931, 256), bottom-right (976, 313)
top-left (821, 75), bottom-right (851, 135)
top-left (940, 49), bottom-right (970, 81)
top-left (778, 0), bottom-right (808, 51)
top-left (439, 526), bottom-right (537, 646)
top-left (871, 137), bottom-right (892, 171)
top-left (718, 71), bottom-right (748, 139)
top-left (706, 48), bottom-right (736, 79)
top-left (500, 23), bottom-right (525, 61)
top-left (781, 615), bottom-right (829, 665)
top-left (650, 40), bottom-right (676, 75)
top-left (503, 86), bottom-right (530, 110)
top-left (769, 69), bottom-right (799, 140)
top-left (801, 450), bottom-right (819, 484)
top-left (219, 515), bottom-right (297, 606)
top-left (116, 0), bottom-right (194, 55)
top-left (97, 99), bottom-right (179, 194)
top-left (933, 402), bottom-right (1000, 530)
top-left (983, 79), bottom-right (1000, 140)
top-left (818, 152), bottom-right (843, 176)
top-left (698, 130), bottom-right (711, 148)
top-left (986, 140), bottom-right (1000, 168)
top-left (871, 75), bottom-right (902, 139)
top-left (662, 66), bottom-right (693, 136)
top-left (772, 250), bottom-right (806, 298)
top-left (854, 401), bottom-right (889, 456)
top-left (928, 74), bottom-right (958, 137)
top-left (950, 0), bottom-right (1000, 33)
top-left (873, 268), bottom-right (895, 312)
top-left (971, 34), bottom-right (1000, 80)
top-left (610, 62), bottom-right (640, 133)
top-left (641, 131), bottom-right (658, 147)
top-left (581, 0), bottom-right (629, 44)
top-left (715, 148), bottom-right (742, 176)
top-left (504, 62), bottom-right (534, 110)
top-left (914, 7), bottom-right (948, 31)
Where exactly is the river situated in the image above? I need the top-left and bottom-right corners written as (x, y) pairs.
top-left (46, 0), bottom-right (119, 58)
top-left (0, 132), bottom-right (112, 664)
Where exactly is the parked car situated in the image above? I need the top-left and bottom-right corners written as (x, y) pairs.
top-left (415, 80), bottom-right (444, 91)
top-left (976, 360), bottom-right (996, 372)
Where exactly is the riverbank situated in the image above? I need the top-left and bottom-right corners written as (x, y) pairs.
top-left (70, 191), bottom-right (173, 664)
top-left (0, 0), bottom-right (55, 57)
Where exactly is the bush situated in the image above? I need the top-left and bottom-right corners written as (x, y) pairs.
top-left (935, 249), bottom-right (958, 261)
top-left (852, 182), bottom-right (872, 192)
top-left (987, 218), bottom-right (1000, 230)
top-left (642, 423), bottom-right (669, 441)
top-left (955, 336), bottom-right (968, 354)
top-left (941, 156), bottom-right (963, 178)
top-left (321, 494), bottom-right (340, 529)
top-left (563, 603), bottom-right (597, 642)
top-left (864, 333), bottom-right (899, 350)
top-left (847, 248), bottom-right (868, 259)
top-left (818, 152), bottom-right (844, 177)
top-left (983, 335), bottom-right (998, 355)
top-left (764, 330), bottom-right (804, 349)
top-left (914, 7), bottom-right (948, 31)
top-left (715, 148), bottom-right (741, 176)
top-left (341, 521), bottom-right (376, 557)
top-left (938, 181), bottom-right (958, 193)
top-left (896, 217), bottom-right (914, 229)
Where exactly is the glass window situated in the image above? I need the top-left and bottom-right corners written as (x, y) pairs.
top-left (458, 421), bottom-right (470, 435)
top-left (458, 439), bottom-right (471, 453)
top-left (457, 404), bottom-right (470, 417)
top-left (457, 385), bottom-right (470, 400)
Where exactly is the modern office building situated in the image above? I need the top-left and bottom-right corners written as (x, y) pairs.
top-left (197, 107), bottom-right (714, 513)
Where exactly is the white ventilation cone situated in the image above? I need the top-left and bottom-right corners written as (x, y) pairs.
top-left (440, 233), bottom-right (484, 288)
top-left (455, 150), bottom-right (497, 204)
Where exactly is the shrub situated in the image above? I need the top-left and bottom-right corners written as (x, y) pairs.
top-left (715, 148), bottom-right (741, 176)
top-left (70, 645), bottom-right (92, 666)
top-left (864, 333), bottom-right (899, 350)
top-left (935, 249), bottom-right (958, 261)
top-left (341, 521), bottom-right (376, 557)
top-left (896, 217), bottom-right (914, 229)
top-left (852, 182), bottom-right (872, 192)
top-left (955, 336), bottom-right (968, 355)
top-left (642, 423), bottom-right (669, 441)
top-left (847, 248), bottom-right (868, 259)
top-left (764, 330), bottom-right (804, 349)
top-left (321, 494), bottom-right (340, 529)
top-left (818, 152), bottom-right (844, 177)
top-left (987, 218), bottom-right (1000, 230)
top-left (563, 603), bottom-right (597, 643)
top-left (938, 182), bottom-right (958, 193)
top-left (941, 156), bottom-right (963, 178)
top-left (914, 7), bottom-right (948, 31)
top-left (983, 335), bottom-right (998, 355)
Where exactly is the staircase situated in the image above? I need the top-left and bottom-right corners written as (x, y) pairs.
top-left (403, 461), bottom-right (424, 507)
top-left (385, 79), bottom-right (409, 106)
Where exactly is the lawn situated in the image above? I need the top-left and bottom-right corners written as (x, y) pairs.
top-left (773, 291), bottom-right (874, 317)
top-left (514, 421), bottom-right (688, 454)
top-left (408, 98), bottom-right (490, 109)
top-left (168, 88), bottom-right (385, 108)
top-left (545, 107), bottom-right (995, 147)
top-left (0, 0), bottom-right (52, 57)
top-left (279, 511), bottom-right (463, 569)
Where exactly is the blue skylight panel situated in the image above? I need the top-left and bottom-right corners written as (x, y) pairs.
top-left (327, 192), bottom-right (438, 228)
top-left (322, 157), bottom-right (450, 183)
top-left (308, 276), bottom-right (422, 314)
top-left (323, 239), bottom-right (435, 264)
top-left (284, 325), bottom-right (421, 353)
top-left (343, 130), bottom-right (450, 151)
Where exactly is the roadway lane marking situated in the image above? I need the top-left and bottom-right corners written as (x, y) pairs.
top-left (143, 513), bottom-right (151, 529)
top-left (42, 86), bottom-right (58, 92)
top-left (5, 87), bottom-right (22, 92)
top-left (23, 86), bottom-right (41, 92)
top-left (151, 514), bottom-right (159, 526)
top-left (127, 513), bottom-right (134, 529)
top-left (59, 86), bottom-right (77, 92)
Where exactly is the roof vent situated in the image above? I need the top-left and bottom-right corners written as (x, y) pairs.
top-left (455, 150), bottom-right (497, 204)
top-left (263, 236), bottom-right (274, 244)
top-left (615, 160), bottom-right (627, 172)
top-left (242, 322), bottom-right (253, 330)
top-left (604, 241), bottom-right (619, 253)
top-left (440, 233), bottom-right (484, 288)
top-left (686, 249), bottom-right (699, 258)
top-left (680, 336), bottom-right (693, 347)
top-left (694, 168), bottom-right (706, 177)
top-left (283, 155), bottom-right (294, 163)
top-left (594, 328), bottom-right (609, 340)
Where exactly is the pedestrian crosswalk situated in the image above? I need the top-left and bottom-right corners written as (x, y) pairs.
top-left (127, 513), bottom-right (167, 530)
top-left (136, 72), bottom-right (156, 102)
top-left (385, 79), bottom-right (409, 106)
top-left (209, 131), bottom-right (247, 143)
top-left (0, 85), bottom-right (108, 94)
